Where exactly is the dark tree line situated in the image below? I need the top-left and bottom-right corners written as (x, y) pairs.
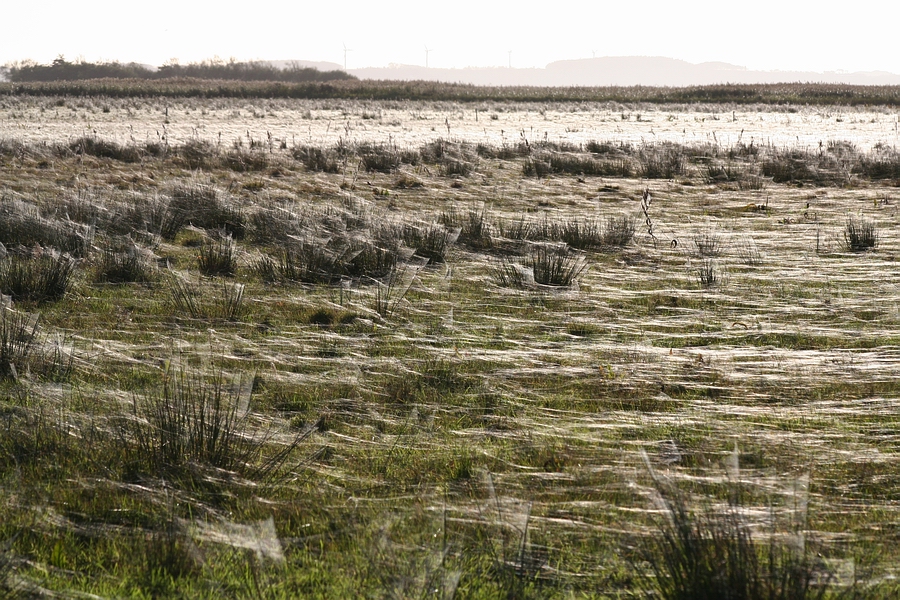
top-left (2, 56), bottom-right (355, 83)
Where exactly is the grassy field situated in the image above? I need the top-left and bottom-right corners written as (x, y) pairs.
top-left (0, 95), bottom-right (899, 597)
top-left (5, 79), bottom-right (900, 106)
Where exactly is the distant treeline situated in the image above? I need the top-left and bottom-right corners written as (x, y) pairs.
top-left (2, 71), bottom-right (900, 106)
top-left (2, 57), bottom-right (355, 83)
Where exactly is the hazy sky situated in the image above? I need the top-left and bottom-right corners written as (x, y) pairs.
top-left (3, 1), bottom-right (898, 74)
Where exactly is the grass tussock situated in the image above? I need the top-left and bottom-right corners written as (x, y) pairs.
top-left (844, 218), bottom-right (877, 252)
top-left (197, 236), bottom-right (237, 277)
top-left (530, 245), bottom-right (587, 287)
top-left (0, 198), bottom-right (92, 257)
top-left (637, 453), bottom-right (838, 600)
top-left (123, 370), bottom-right (306, 485)
top-left (169, 276), bottom-right (245, 320)
top-left (0, 308), bottom-right (39, 379)
top-left (0, 250), bottom-right (76, 303)
top-left (95, 245), bottom-right (156, 284)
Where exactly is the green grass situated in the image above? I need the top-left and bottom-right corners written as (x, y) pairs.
top-left (0, 102), bottom-right (897, 597)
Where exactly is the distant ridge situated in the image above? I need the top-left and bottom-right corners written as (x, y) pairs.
top-left (347, 56), bottom-right (900, 87)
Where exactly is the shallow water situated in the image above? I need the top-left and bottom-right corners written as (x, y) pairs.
top-left (2, 97), bottom-right (899, 151)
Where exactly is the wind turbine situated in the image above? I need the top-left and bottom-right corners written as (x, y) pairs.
top-left (342, 42), bottom-right (353, 71)
top-left (425, 45), bottom-right (432, 69)
top-left (507, 50), bottom-right (512, 69)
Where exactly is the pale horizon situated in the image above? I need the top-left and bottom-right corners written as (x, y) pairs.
top-left (3, 0), bottom-right (899, 75)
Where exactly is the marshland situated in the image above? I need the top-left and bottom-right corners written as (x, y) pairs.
top-left (0, 89), bottom-right (899, 597)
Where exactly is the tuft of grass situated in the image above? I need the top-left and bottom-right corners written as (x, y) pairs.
top-left (95, 245), bottom-right (156, 284)
top-left (441, 206), bottom-right (492, 249)
top-left (844, 218), bottom-right (877, 252)
top-left (344, 242), bottom-right (399, 279)
top-left (696, 259), bottom-right (720, 289)
top-left (169, 276), bottom-right (245, 320)
top-left (530, 246), bottom-right (587, 287)
top-left (292, 144), bottom-right (345, 173)
top-left (693, 230), bottom-right (723, 257)
top-left (167, 183), bottom-right (246, 240)
top-left (637, 455), bottom-right (837, 600)
top-left (556, 218), bottom-right (604, 250)
top-left (640, 144), bottom-right (686, 179)
top-left (253, 242), bottom-right (342, 284)
top-left (359, 143), bottom-right (401, 173)
top-left (0, 199), bottom-right (92, 257)
top-left (69, 136), bottom-right (142, 162)
top-left (492, 257), bottom-right (533, 288)
top-left (372, 261), bottom-right (422, 318)
top-left (0, 308), bottom-right (39, 379)
top-left (601, 215), bottom-right (636, 248)
top-left (0, 251), bottom-right (76, 303)
top-left (223, 146), bottom-right (269, 172)
top-left (197, 236), bottom-right (237, 277)
top-left (399, 224), bottom-right (454, 264)
top-left (739, 238), bottom-right (763, 266)
top-left (123, 370), bottom-right (307, 485)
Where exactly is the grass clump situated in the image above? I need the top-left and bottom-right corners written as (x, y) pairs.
top-left (0, 308), bottom-right (39, 379)
top-left (68, 136), bottom-right (142, 163)
top-left (531, 246), bottom-right (586, 287)
top-left (123, 370), bottom-right (306, 485)
top-left (169, 276), bottom-right (245, 320)
top-left (253, 242), bottom-right (342, 284)
top-left (601, 215), bottom-right (637, 248)
top-left (637, 454), bottom-right (838, 600)
top-left (0, 199), bottom-right (91, 256)
top-left (292, 144), bottom-right (344, 173)
top-left (167, 184), bottom-right (245, 240)
top-left (640, 144), bottom-right (686, 179)
top-left (441, 206), bottom-right (492, 249)
top-left (556, 218), bottom-right (604, 250)
top-left (696, 259), bottom-right (720, 289)
top-left (358, 143), bottom-right (401, 173)
top-left (197, 236), bottom-right (237, 277)
top-left (95, 245), bottom-right (156, 284)
top-left (398, 224), bottom-right (454, 264)
top-left (844, 218), bottom-right (877, 252)
top-left (0, 251), bottom-right (76, 303)
top-left (693, 230), bottom-right (723, 257)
